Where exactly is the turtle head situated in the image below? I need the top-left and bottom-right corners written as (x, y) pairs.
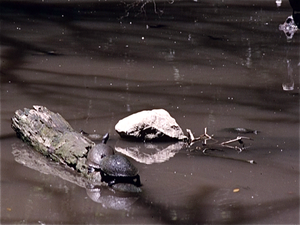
top-left (102, 133), bottom-right (109, 144)
top-left (86, 142), bottom-right (115, 173)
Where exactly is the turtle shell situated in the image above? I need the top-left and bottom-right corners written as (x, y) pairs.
top-left (100, 154), bottom-right (138, 177)
top-left (86, 144), bottom-right (114, 169)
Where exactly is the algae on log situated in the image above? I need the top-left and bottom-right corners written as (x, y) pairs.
top-left (11, 105), bottom-right (95, 176)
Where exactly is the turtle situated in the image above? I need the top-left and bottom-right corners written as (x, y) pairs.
top-left (99, 154), bottom-right (141, 187)
top-left (86, 133), bottom-right (114, 173)
top-left (86, 133), bottom-right (141, 187)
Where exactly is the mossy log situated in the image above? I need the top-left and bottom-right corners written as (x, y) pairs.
top-left (11, 105), bottom-right (95, 177)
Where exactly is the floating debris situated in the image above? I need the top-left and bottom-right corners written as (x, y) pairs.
top-left (186, 127), bottom-right (256, 161)
top-left (221, 127), bottom-right (259, 134)
top-left (233, 188), bottom-right (240, 193)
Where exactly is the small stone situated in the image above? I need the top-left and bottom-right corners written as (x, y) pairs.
top-left (115, 109), bottom-right (187, 141)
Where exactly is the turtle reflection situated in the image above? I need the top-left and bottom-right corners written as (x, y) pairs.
top-left (86, 184), bottom-right (139, 210)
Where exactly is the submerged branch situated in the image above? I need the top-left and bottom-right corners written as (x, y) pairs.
top-left (186, 127), bottom-right (256, 164)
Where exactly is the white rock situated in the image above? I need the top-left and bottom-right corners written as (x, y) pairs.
top-left (115, 109), bottom-right (187, 141)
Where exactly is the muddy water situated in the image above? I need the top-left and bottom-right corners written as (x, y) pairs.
top-left (1, 0), bottom-right (299, 224)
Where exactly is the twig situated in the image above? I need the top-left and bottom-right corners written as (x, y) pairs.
top-left (186, 128), bottom-right (253, 152)
top-left (220, 136), bottom-right (253, 146)
top-left (186, 127), bottom-right (214, 146)
top-left (201, 153), bottom-right (257, 164)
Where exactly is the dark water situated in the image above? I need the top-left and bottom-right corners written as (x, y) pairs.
top-left (1, 0), bottom-right (299, 224)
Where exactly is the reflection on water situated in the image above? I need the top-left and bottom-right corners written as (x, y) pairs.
top-left (1, 0), bottom-right (299, 224)
top-left (115, 140), bottom-right (184, 164)
top-left (283, 59), bottom-right (295, 91)
top-left (86, 185), bottom-right (139, 211)
top-left (12, 142), bottom-right (141, 211)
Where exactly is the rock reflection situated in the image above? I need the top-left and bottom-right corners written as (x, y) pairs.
top-left (115, 140), bottom-right (184, 164)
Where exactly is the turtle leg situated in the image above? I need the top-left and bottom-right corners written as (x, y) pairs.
top-left (100, 172), bottom-right (116, 186)
top-left (100, 171), bottom-right (106, 182)
top-left (134, 175), bottom-right (141, 187)
top-left (107, 179), bottom-right (117, 186)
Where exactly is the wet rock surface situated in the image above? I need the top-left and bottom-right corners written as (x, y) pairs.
top-left (115, 109), bottom-right (187, 141)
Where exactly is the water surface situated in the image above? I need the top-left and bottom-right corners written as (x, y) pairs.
top-left (1, 0), bottom-right (299, 224)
